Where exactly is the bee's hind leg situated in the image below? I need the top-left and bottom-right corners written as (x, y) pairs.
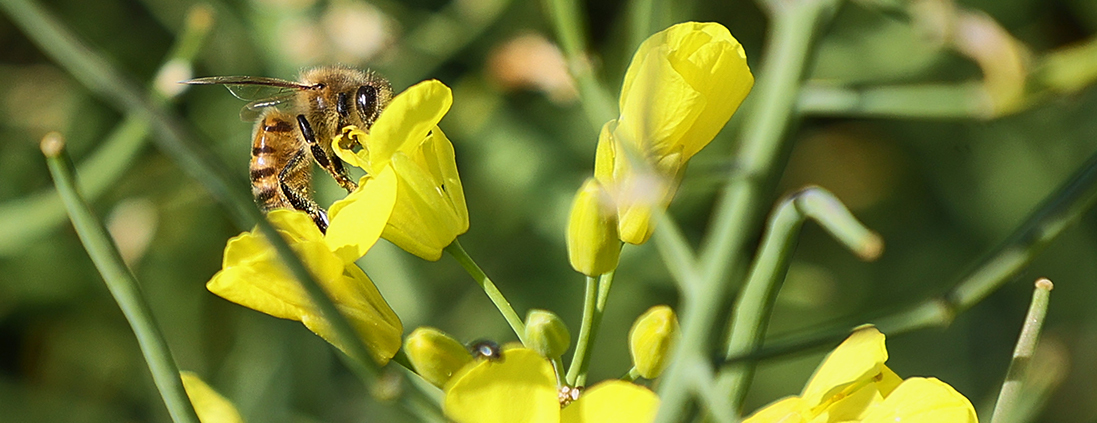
top-left (278, 149), bottom-right (329, 233)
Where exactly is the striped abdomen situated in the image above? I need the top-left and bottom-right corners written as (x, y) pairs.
top-left (250, 110), bottom-right (327, 231)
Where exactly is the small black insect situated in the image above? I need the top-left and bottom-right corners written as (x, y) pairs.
top-left (468, 339), bottom-right (504, 362)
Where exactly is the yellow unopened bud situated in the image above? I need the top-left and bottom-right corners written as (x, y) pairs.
top-left (524, 309), bottom-right (571, 359)
top-left (405, 327), bottom-right (473, 388)
top-left (628, 305), bottom-right (679, 379)
top-left (566, 178), bottom-right (621, 276)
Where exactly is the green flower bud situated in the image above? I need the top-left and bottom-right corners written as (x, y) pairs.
top-left (566, 178), bottom-right (621, 276)
top-left (524, 309), bottom-right (571, 359)
top-left (405, 327), bottom-right (473, 388)
top-left (628, 305), bottom-right (679, 379)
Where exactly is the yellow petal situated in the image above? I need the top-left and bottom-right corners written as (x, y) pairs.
top-left (592, 121), bottom-right (617, 186)
top-left (801, 326), bottom-right (887, 406)
top-left (326, 166), bottom-right (398, 263)
top-left (560, 381), bottom-right (659, 423)
top-left (180, 371), bottom-right (245, 423)
top-left (444, 348), bottom-right (559, 423)
top-left (661, 22), bottom-right (753, 159)
top-left (368, 80), bottom-right (452, 173)
top-left (384, 150), bottom-right (466, 260)
top-left (331, 125), bottom-right (371, 169)
top-left (860, 377), bottom-right (978, 423)
top-left (207, 213), bottom-right (402, 364)
top-left (741, 397), bottom-right (809, 423)
top-left (299, 262), bottom-right (403, 363)
top-left (617, 42), bottom-right (704, 155)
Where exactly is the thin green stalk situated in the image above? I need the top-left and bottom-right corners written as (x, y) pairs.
top-left (41, 134), bottom-right (200, 423)
top-left (566, 276), bottom-right (599, 385)
top-left (552, 357), bottom-right (567, 385)
top-left (445, 240), bottom-right (527, 343)
top-left (718, 187), bottom-right (881, 411)
top-left (0, 1), bottom-right (446, 415)
top-left (723, 145), bottom-right (1097, 368)
top-left (654, 1), bottom-right (841, 421)
top-left (545, 0), bottom-right (617, 129)
top-left (797, 82), bottom-right (991, 119)
top-left (990, 278), bottom-right (1053, 423)
top-left (0, 4), bottom-right (212, 256)
top-left (652, 213), bottom-right (701, 293)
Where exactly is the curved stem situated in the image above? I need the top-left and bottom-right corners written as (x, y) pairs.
top-left (42, 134), bottom-right (200, 423)
top-left (718, 187), bottom-right (881, 411)
top-left (445, 239), bottom-right (527, 343)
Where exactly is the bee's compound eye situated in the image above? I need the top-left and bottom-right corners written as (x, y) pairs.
top-left (468, 340), bottom-right (503, 362)
top-left (356, 85), bottom-right (380, 124)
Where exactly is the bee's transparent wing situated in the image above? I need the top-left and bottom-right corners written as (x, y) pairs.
top-left (183, 76), bottom-right (315, 121)
top-left (239, 93), bottom-right (296, 121)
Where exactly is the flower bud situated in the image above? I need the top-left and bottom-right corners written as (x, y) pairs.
top-left (405, 327), bottom-right (473, 388)
top-left (566, 178), bottom-right (621, 276)
top-left (628, 305), bottom-right (679, 379)
top-left (524, 309), bottom-right (571, 359)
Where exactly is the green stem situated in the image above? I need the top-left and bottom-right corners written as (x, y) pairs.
top-left (0, 4), bottom-right (211, 256)
top-left (797, 82), bottom-right (992, 119)
top-left (566, 275), bottom-right (599, 386)
top-left (545, 0), bottom-right (617, 129)
top-left (623, 367), bottom-right (641, 381)
top-left (718, 187), bottom-right (881, 411)
top-left (41, 134), bottom-right (200, 423)
top-left (652, 213), bottom-right (701, 293)
top-left (990, 278), bottom-right (1054, 423)
top-left (654, 1), bottom-right (840, 421)
top-left (445, 240), bottom-right (527, 343)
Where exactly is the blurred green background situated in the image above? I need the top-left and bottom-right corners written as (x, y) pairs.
top-left (1, 0), bottom-right (1096, 421)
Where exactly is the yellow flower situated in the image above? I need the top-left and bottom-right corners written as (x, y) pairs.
top-left (206, 209), bottom-right (403, 364)
top-left (742, 327), bottom-right (978, 423)
top-left (596, 22), bottom-right (754, 244)
top-left (330, 79), bottom-right (469, 261)
top-left (443, 348), bottom-right (660, 423)
top-left (180, 371), bottom-right (245, 423)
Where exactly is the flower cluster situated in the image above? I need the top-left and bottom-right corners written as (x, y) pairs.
top-left (568, 22), bottom-right (755, 276)
top-left (205, 80), bottom-right (467, 364)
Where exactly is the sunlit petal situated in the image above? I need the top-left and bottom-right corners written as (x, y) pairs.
top-left (560, 381), bottom-right (659, 423)
top-left (444, 348), bottom-right (559, 423)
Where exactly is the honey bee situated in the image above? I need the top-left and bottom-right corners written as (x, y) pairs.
top-left (184, 66), bottom-right (393, 232)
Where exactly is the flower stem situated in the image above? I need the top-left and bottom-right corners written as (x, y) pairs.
top-left (570, 272), bottom-right (615, 387)
top-left (445, 239), bottom-right (527, 344)
top-left (41, 133), bottom-right (200, 423)
top-left (566, 275), bottom-right (599, 386)
top-left (990, 278), bottom-right (1054, 423)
